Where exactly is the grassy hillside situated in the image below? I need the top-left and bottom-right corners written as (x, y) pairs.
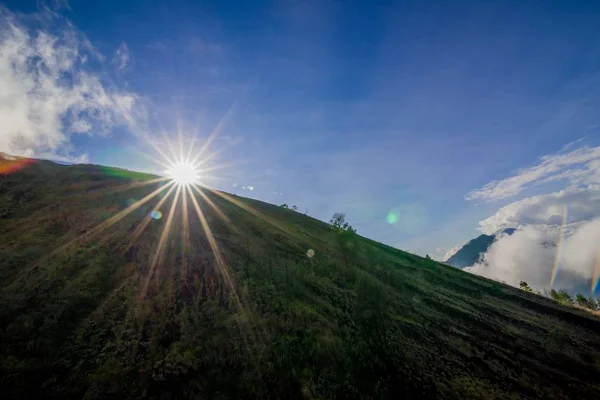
top-left (1, 157), bottom-right (600, 399)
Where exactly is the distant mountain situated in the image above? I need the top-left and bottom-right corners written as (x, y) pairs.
top-left (445, 228), bottom-right (516, 269)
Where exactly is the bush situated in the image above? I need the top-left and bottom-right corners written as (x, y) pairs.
top-left (575, 293), bottom-right (598, 311)
top-left (519, 281), bottom-right (532, 293)
top-left (329, 212), bottom-right (356, 233)
top-left (550, 289), bottom-right (573, 305)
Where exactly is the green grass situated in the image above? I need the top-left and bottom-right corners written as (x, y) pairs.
top-left (0, 158), bottom-right (600, 399)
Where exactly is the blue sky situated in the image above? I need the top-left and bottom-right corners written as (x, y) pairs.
top-left (3, 0), bottom-right (600, 261)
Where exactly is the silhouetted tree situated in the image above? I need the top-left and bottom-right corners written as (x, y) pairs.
top-left (329, 212), bottom-right (347, 230)
top-left (279, 204), bottom-right (288, 209)
top-left (519, 281), bottom-right (532, 292)
top-left (292, 205), bottom-right (298, 211)
top-left (329, 212), bottom-right (356, 233)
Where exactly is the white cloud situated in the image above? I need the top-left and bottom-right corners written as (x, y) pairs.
top-left (458, 139), bottom-right (600, 292)
top-left (465, 218), bottom-right (600, 291)
top-left (113, 41), bottom-right (129, 71)
top-left (560, 136), bottom-right (587, 152)
top-left (464, 183), bottom-right (600, 292)
top-left (466, 145), bottom-right (600, 202)
top-left (429, 244), bottom-right (466, 262)
top-left (441, 243), bottom-right (466, 262)
top-left (478, 187), bottom-right (600, 234)
top-left (0, 7), bottom-right (142, 161)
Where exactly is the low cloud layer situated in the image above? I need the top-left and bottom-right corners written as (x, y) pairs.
top-left (441, 243), bottom-right (465, 262)
top-left (0, 7), bottom-right (142, 161)
top-left (463, 144), bottom-right (600, 292)
top-left (465, 218), bottom-right (600, 291)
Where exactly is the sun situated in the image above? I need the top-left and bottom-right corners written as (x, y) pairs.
top-left (165, 161), bottom-right (200, 186)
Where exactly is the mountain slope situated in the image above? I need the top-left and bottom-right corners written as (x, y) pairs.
top-left (1, 157), bottom-right (600, 399)
top-left (445, 229), bottom-right (516, 268)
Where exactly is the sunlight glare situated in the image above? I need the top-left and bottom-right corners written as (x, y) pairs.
top-left (166, 162), bottom-right (200, 186)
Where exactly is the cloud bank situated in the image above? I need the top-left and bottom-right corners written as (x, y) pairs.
top-left (465, 218), bottom-right (600, 291)
top-left (463, 144), bottom-right (600, 293)
top-left (0, 7), bottom-right (142, 161)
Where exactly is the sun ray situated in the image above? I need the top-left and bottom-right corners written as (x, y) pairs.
top-left (128, 183), bottom-right (179, 247)
top-left (206, 188), bottom-right (302, 243)
top-left (181, 185), bottom-right (191, 286)
top-left (176, 116), bottom-right (186, 162)
top-left (162, 130), bottom-right (181, 164)
top-left (190, 184), bottom-right (231, 224)
top-left (85, 176), bottom-right (170, 200)
top-left (187, 186), bottom-right (246, 310)
top-left (185, 131), bottom-right (199, 163)
top-left (188, 189), bottom-right (227, 279)
top-left (140, 131), bottom-right (177, 167)
top-left (19, 181), bottom-right (175, 281)
top-left (62, 181), bottom-right (175, 251)
top-left (182, 112), bottom-right (209, 166)
top-left (189, 100), bottom-right (239, 165)
top-left (130, 147), bottom-right (174, 171)
top-left (142, 184), bottom-right (181, 297)
top-left (197, 159), bottom-right (241, 175)
top-left (4, 177), bottom-right (170, 241)
top-left (188, 187), bottom-right (260, 353)
top-left (193, 146), bottom-right (225, 168)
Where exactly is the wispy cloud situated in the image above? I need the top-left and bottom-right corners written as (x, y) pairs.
top-left (466, 145), bottom-right (600, 202)
top-left (113, 41), bottom-right (130, 71)
top-left (186, 37), bottom-right (222, 53)
top-left (560, 136), bottom-right (587, 152)
top-left (0, 7), bottom-right (143, 161)
top-left (146, 40), bottom-right (167, 51)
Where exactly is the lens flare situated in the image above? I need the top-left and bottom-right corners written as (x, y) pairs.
top-left (150, 210), bottom-right (162, 220)
top-left (0, 154), bottom-right (34, 175)
top-left (386, 211), bottom-right (398, 224)
top-left (592, 245), bottom-right (600, 294)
